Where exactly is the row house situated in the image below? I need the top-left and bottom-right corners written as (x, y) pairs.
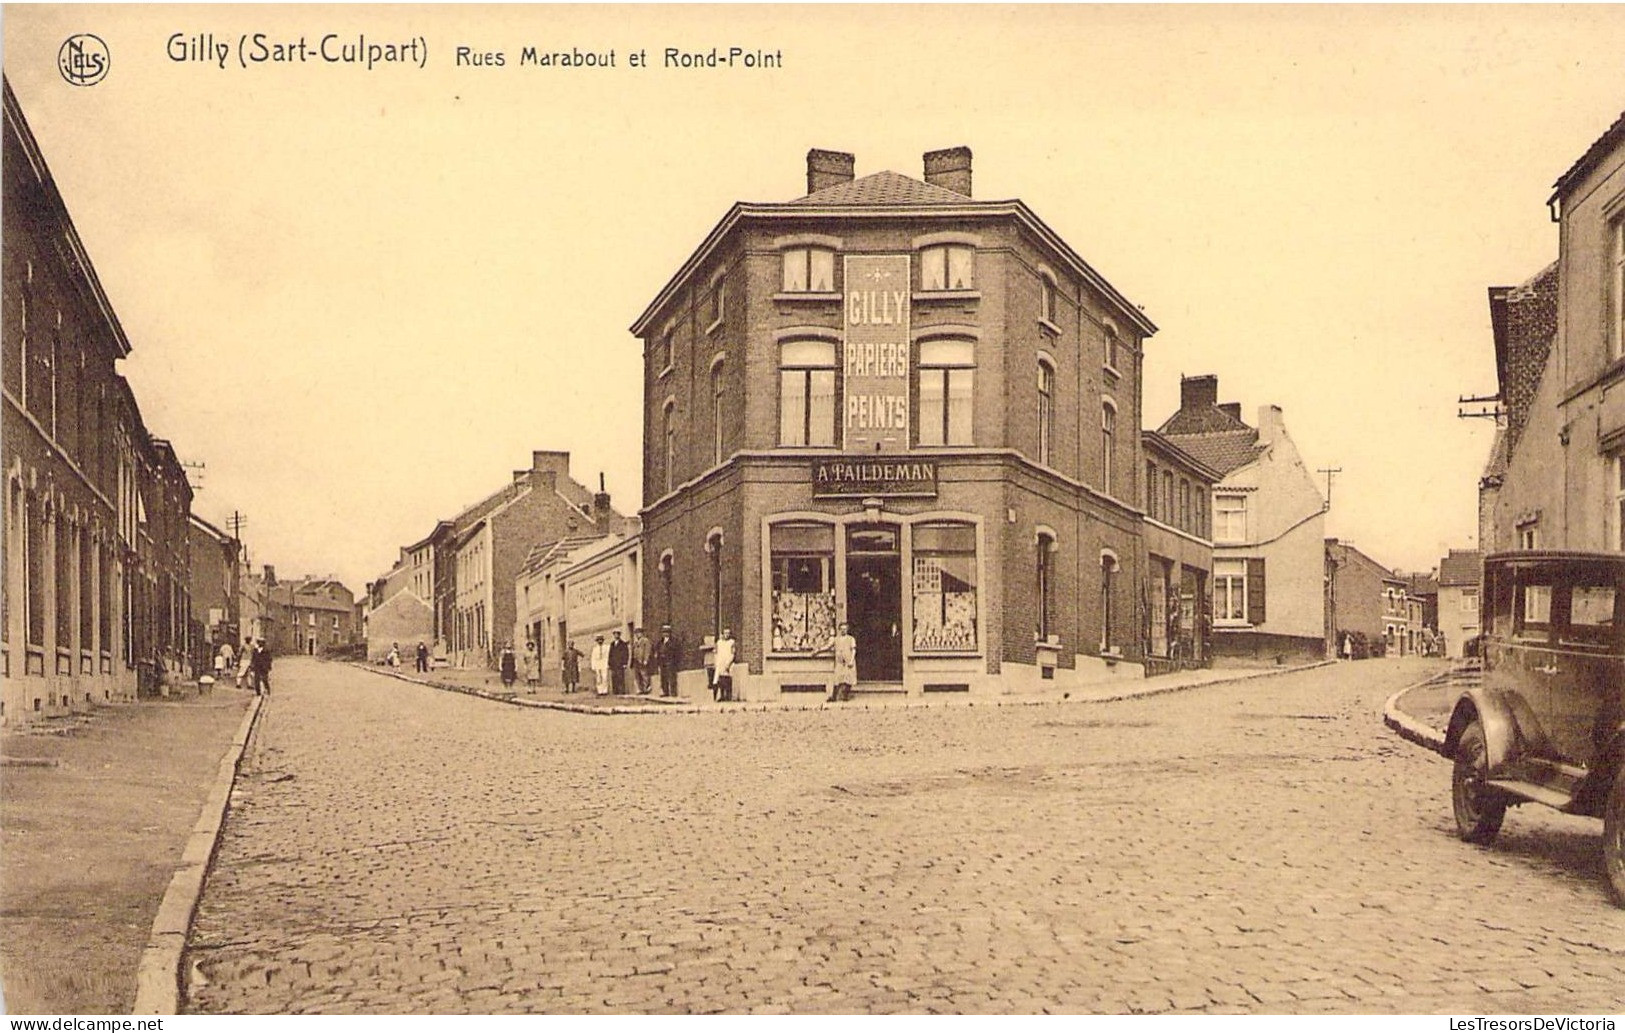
top-left (1326, 539), bottom-right (1421, 656)
top-left (1157, 375), bottom-right (1327, 663)
top-left (187, 512), bottom-right (240, 667)
top-left (2, 78), bottom-right (194, 721)
top-left (266, 576), bottom-right (358, 657)
top-left (1482, 109), bottom-right (1625, 556)
top-left (512, 531), bottom-right (613, 685)
top-left (1437, 548), bottom-right (1483, 659)
top-left (363, 534), bottom-right (436, 662)
top-left (1140, 431), bottom-right (1217, 672)
top-left (630, 147), bottom-right (1158, 700)
top-left (444, 451), bottom-right (630, 668)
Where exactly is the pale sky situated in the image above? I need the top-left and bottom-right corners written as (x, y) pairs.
top-left (5, 5), bottom-right (1623, 591)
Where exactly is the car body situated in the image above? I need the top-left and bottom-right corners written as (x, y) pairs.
top-left (1441, 551), bottom-right (1625, 906)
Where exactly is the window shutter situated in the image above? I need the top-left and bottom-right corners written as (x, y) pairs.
top-left (1247, 558), bottom-right (1266, 626)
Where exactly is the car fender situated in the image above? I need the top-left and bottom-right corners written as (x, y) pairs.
top-left (1444, 688), bottom-right (1528, 773)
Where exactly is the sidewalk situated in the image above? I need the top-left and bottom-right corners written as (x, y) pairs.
top-left (0, 685), bottom-right (253, 1014)
top-left (1383, 661), bottom-right (1479, 753)
top-left (357, 656), bottom-right (1342, 715)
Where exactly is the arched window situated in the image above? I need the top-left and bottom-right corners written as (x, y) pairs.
top-left (705, 531), bottom-right (724, 638)
top-left (1100, 551), bottom-right (1120, 653)
top-left (662, 399), bottom-right (676, 495)
top-left (1101, 399), bottom-right (1118, 495)
top-left (1037, 358), bottom-right (1056, 466)
top-left (779, 339), bottom-right (838, 447)
top-left (658, 551), bottom-right (674, 625)
top-left (917, 338), bottom-right (975, 447)
top-left (1036, 531), bottom-right (1057, 640)
top-left (711, 360), bottom-right (726, 466)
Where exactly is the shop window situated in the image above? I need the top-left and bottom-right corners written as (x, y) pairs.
top-left (917, 338), bottom-right (974, 446)
top-left (912, 522), bottom-right (977, 652)
top-left (920, 245), bottom-right (974, 291)
top-left (778, 339), bottom-right (838, 447)
top-left (782, 247), bottom-right (836, 293)
top-left (769, 522), bottom-right (835, 653)
top-left (1037, 359), bottom-right (1055, 466)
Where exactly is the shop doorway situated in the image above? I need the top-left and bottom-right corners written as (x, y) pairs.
top-left (846, 524), bottom-right (903, 682)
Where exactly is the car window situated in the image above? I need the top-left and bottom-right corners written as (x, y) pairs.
top-left (1514, 582), bottom-right (1553, 641)
top-left (1561, 583), bottom-right (1618, 648)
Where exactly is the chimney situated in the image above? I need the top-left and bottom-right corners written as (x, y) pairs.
top-left (1218, 402), bottom-right (1243, 422)
top-left (1256, 404), bottom-right (1286, 445)
top-left (923, 146), bottom-right (972, 196)
top-left (593, 472), bottom-right (614, 528)
top-left (806, 149), bottom-right (854, 194)
top-left (1180, 374), bottom-right (1218, 412)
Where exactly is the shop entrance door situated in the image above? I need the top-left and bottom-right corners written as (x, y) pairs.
top-left (846, 524), bottom-right (903, 682)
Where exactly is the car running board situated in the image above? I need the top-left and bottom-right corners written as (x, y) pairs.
top-left (1486, 778), bottom-right (1582, 812)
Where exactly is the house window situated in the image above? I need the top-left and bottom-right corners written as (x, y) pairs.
top-left (912, 522), bottom-right (978, 652)
top-left (1196, 487), bottom-right (1209, 538)
top-left (1612, 215), bottom-right (1624, 360)
top-left (1036, 532), bottom-right (1055, 640)
top-left (1179, 479), bottom-right (1192, 533)
top-left (769, 522), bottom-right (835, 653)
top-left (1101, 401), bottom-right (1117, 495)
top-left (25, 496), bottom-right (43, 648)
top-left (1162, 469), bottom-right (1174, 524)
top-left (1215, 495), bottom-right (1247, 543)
top-left (920, 245), bottom-right (974, 291)
top-left (55, 515), bottom-right (73, 647)
top-left (659, 552), bottom-right (673, 624)
top-left (707, 532), bottom-right (723, 638)
top-left (98, 543), bottom-right (111, 653)
top-left (1037, 359), bottom-right (1055, 466)
top-left (1214, 559), bottom-right (1248, 622)
top-left (711, 363), bottom-right (726, 466)
top-left (1518, 523), bottom-right (1539, 550)
top-left (1145, 461), bottom-right (1158, 520)
top-left (1616, 455), bottom-right (1625, 551)
top-left (778, 339), bottom-right (838, 447)
top-left (1462, 589), bottom-right (1479, 615)
top-left (662, 401), bottom-right (676, 495)
top-left (1105, 327), bottom-right (1120, 372)
top-left (1100, 553), bottom-right (1119, 652)
top-left (707, 274), bottom-right (726, 330)
top-left (658, 329), bottom-right (674, 373)
top-left (782, 247), bottom-right (835, 293)
top-left (917, 338), bottom-right (974, 446)
top-left (1040, 274), bottom-right (1058, 326)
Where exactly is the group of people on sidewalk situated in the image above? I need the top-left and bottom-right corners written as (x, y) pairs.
top-left (212, 638), bottom-right (273, 695)
top-left (562, 625), bottom-right (685, 698)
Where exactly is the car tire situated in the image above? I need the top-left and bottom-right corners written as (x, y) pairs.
top-left (1452, 719), bottom-right (1506, 844)
top-left (1605, 765), bottom-right (1625, 908)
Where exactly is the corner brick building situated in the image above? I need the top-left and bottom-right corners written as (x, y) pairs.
top-left (629, 147), bottom-right (1158, 699)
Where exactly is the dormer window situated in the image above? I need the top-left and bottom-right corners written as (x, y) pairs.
top-left (920, 245), bottom-right (974, 291)
top-left (782, 247), bottom-right (836, 293)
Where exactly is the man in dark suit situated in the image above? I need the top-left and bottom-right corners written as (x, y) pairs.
top-left (608, 630), bottom-right (630, 695)
top-left (251, 639), bottom-right (273, 696)
top-left (655, 625), bottom-right (681, 697)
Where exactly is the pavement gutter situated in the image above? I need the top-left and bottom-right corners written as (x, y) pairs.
top-left (131, 692), bottom-right (264, 1016)
top-left (1383, 677), bottom-right (1450, 755)
top-left (356, 658), bottom-right (1338, 716)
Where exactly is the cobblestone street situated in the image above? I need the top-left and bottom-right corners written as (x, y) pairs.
top-left (185, 657), bottom-right (1625, 1014)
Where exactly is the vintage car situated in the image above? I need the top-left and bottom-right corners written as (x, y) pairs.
top-left (1442, 551), bottom-right (1624, 906)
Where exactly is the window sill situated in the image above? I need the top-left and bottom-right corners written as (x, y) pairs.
top-left (1102, 364), bottom-right (1122, 382)
top-left (1037, 317), bottom-right (1062, 337)
top-left (1213, 621), bottom-right (1254, 630)
top-left (910, 650), bottom-right (982, 659)
top-left (773, 291), bottom-right (841, 303)
top-left (656, 364), bottom-right (674, 380)
top-left (705, 316), bottom-right (723, 336)
top-left (917, 289), bottom-right (980, 303)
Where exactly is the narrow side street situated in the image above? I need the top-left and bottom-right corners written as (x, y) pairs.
top-left (185, 658), bottom-right (1624, 1014)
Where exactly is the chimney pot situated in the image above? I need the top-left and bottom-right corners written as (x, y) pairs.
top-left (806, 149), bottom-right (855, 194)
top-left (923, 146), bottom-right (973, 196)
top-left (1218, 402), bottom-right (1242, 422)
top-left (1180, 374), bottom-right (1219, 412)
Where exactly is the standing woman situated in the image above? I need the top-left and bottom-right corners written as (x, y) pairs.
top-left (712, 628), bottom-right (737, 703)
top-left (562, 641), bottom-right (581, 694)
top-left (522, 639), bottom-right (540, 691)
top-left (823, 622), bottom-right (858, 703)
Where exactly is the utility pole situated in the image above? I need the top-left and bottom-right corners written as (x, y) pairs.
top-left (226, 510), bottom-right (247, 643)
top-left (1317, 467), bottom-right (1342, 511)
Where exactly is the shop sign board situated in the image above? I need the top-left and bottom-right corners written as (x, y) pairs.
top-left (843, 254), bottom-right (911, 453)
top-left (811, 459), bottom-right (938, 497)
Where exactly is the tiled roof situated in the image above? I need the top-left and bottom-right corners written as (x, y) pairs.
top-left (1551, 109), bottom-right (1625, 201)
top-left (789, 171), bottom-right (971, 207)
top-left (1157, 429), bottom-right (1265, 477)
top-left (518, 533), bottom-right (605, 579)
top-left (1438, 550), bottom-right (1483, 588)
top-left (1405, 574), bottom-right (1439, 597)
top-left (1142, 430), bottom-right (1223, 483)
top-left (1481, 427), bottom-right (1508, 482)
top-left (1158, 403), bottom-right (1252, 436)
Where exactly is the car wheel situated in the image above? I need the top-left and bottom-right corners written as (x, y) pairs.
top-left (1605, 766), bottom-right (1625, 908)
top-left (1452, 719), bottom-right (1506, 844)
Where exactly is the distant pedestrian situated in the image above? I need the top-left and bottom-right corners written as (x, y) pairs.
top-left (388, 642), bottom-right (401, 668)
top-left (631, 626), bottom-right (654, 695)
top-left (562, 641), bottom-right (582, 693)
top-left (251, 639), bottom-right (272, 695)
top-left (522, 639), bottom-right (540, 689)
top-left (499, 644), bottom-right (517, 689)
top-left (237, 639), bottom-right (253, 687)
top-left (590, 636), bottom-right (609, 696)
top-left (823, 622), bottom-right (857, 703)
top-left (655, 624), bottom-right (680, 697)
top-left (608, 630), bottom-right (630, 695)
top-left (712, 627), bottom-right (736, 702)
top-left (415, 641), bottom-right (429, 672)
top-left (212, 645), bottom-right (228, 681)
top-left (221, 640), bottom-right (235, 674)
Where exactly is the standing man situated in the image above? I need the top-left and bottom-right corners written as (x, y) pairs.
top-left (631, 626), bottom-right (654, 695)
top-left (655, 625), bottom-right (681, 698)
top-left (415, 641), bottom-right (429, 673)
top-left (590, 636), bottom-right (609, 696)
top-left (712, 627), bottom-right (737, 703)
top-left (251, 639), bottom-right (273, 696)
top-left (608, 630), bottom-right (630, 695)
top-left (563, 640), bottom-right (582, 693)
top-left (823, 621), bottom-right (858, 703)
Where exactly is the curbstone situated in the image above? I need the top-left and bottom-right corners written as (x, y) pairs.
top-left (131, 691), bottom-right (264, 1015)
top-left (1382, 677), bottom-right (1450, 755)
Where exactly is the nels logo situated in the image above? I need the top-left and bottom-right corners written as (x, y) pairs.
top-left (58, 34), bottom-right (110, 86)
